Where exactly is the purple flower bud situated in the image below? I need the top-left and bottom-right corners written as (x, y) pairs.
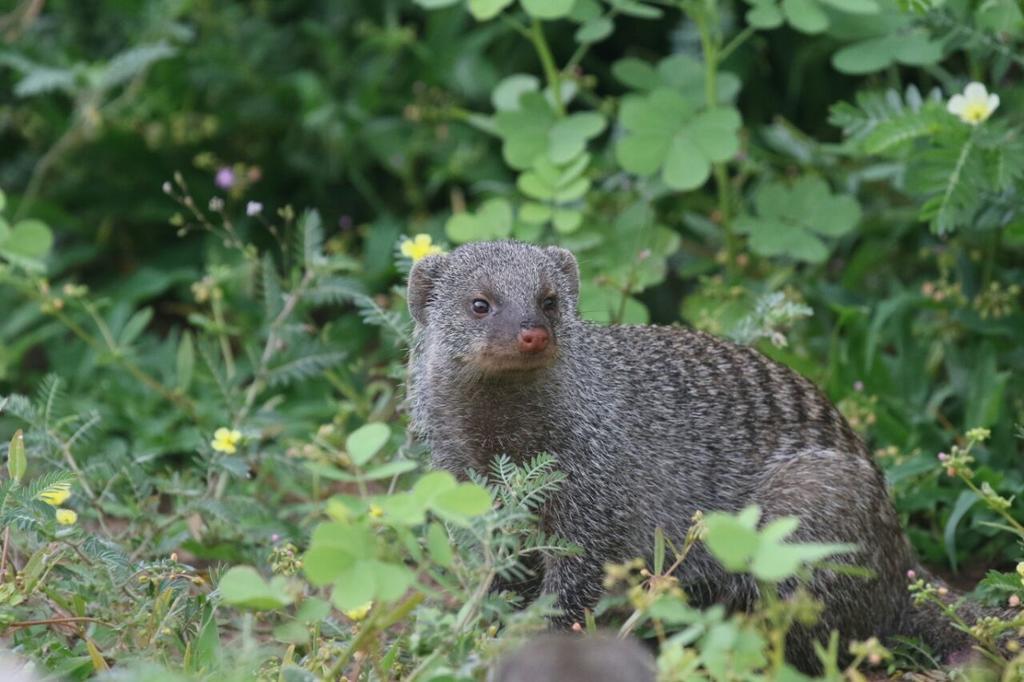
top-left (938, 452), bottom-right (949, 461)
top-left (339, 214), bottom-right (353, 230)
top-left (853, 380), bottom-right (864, 392)
top-left (215, 167), bottom-right (235, 190)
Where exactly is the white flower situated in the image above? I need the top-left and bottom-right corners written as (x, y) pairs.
top-left (246, 201), bottom-right (263, 217)
top-left (208, 197), bottom-right (225, 211)
top-left (947, 82), bottom-right (999, 126)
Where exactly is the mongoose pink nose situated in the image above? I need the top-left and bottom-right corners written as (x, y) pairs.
top-left (517, 328), bottom-right (549, 353)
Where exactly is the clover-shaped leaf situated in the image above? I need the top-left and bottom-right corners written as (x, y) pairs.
top-left (704, 506), bottom-right (855, 583)
top-left (346, 422), bottom-right (390, 467)
top-left (492, 74), bottom-right (542, 111)
top-left (416, 0), bottom-right (575, 20)
top-left (616, 88), bottom-right (741, 191)
top-left (495, 92), bottom-right (606, 170)
top-left (832, 29), bottom-right (943, 75)
top-left (330, 559), bottom-right (415, 611)
top-left (219, 566), bottom-right (294, 611)
top-left (303, 521), bottom-right (375, 586)
top-left (0, 218), bottom-right (54, 272)
top-left (612, 54), bottom-right (740, 104)
top-left (518, 152), bottom-right (591, 234)
top-left (742, 0), bottom-right (878, 34)
top-left (445, 198), bottom-right (514, 244)
top-left (735, 176), bottom-right (861, 263)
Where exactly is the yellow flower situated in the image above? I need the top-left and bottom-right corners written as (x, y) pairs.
top-left (368, 504), bottom-right (384, 519)
top-left (343, 601), bottom-right (373, 621)
top-left (55, 508), bottom-right (77, 525)
top-left (400, 234), bottom-right (444, 263)
top-left (38, 482), bottom-right (72, 506)
top-left (211, 427), bottom-right (242, 454)
top-left (947, 82), bottom-right (999, 125)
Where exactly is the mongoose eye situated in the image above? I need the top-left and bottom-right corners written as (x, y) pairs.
top-left (471, 299), bottom-right (491, 316)
top-left (541, 296), bottom-right (557, 312)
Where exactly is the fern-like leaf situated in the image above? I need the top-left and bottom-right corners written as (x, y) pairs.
top-left (98, 42), bottom-right (176, 90)
top-left (265, 350), bottom-right (347, 388)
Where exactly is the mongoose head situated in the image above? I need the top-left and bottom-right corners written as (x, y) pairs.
top-left (407, 240), bottom-right (579, 374)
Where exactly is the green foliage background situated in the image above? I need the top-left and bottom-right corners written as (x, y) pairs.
top-left (0, 0), bottom-right (1022, 679)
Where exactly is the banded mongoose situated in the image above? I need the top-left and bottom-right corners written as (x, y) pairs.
top-left (406, 240), bottom-right (976, 672)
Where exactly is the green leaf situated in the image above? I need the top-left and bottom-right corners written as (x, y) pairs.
top-left (611, 57), bottom-right (659, 90)
top-left (832, 37), bottom-right (894, 74)
top-left (492, 74), bottom-right (540, 112)
top-left (189, 605), bottom-right (221, 672)
top-left (704, 512), bottom-right (759, 571)
top-left (468, 0), bottom-right (515, 20)
top-left (4, 219), bottom-right (54, 259)
top-left (548, 112), bottom-right (606, 164)
top-left (361, 460), bottom-right (418, 481)
top-left (552, 209), bottom-right (583, 233)
top-left (750, 542), bottom-right (851, 581)
top-left (575, 17), bottom-right (614, 43)
top-left (346, 423), bottom-right (391, 466)
top-left (817, 0), bottom-right (877, 12)
top-left (303, 521), bottom-right (374, 585)
top-left (346, 421), bottom-right (389, 464)
top-left (445, 198), bottom-right (514, 243)
top-left (414, 0), bottom-right (461, 7)
top-left (616, 89), bottom-right (740, 191)
top-left (742, 217), bottom-right (829, 263)
top-left (690, 108), bottom-right (743, 161)
top-left (176, 331), bottom-right (195, 393)
top-left (0, 188), bottom-right (5, 213)
top-left (412, 471), bottom-right (458, 504)
top-left (736, 176), bottom-right (860, 262)
top-left (376, 492), bottom-right (428, 526)
top-left (219, 566), bottom-right (293, 610)
top-left (521, 0), bottom-right (575, 18)
top-left (893, 30), bottom-right (943, 65)
top-left (431, 483), bottom-right (492, 525)
top-left (943, 490), bottom-right (979, 570)
top-left (663, 137), bottom-right (711, 190)
top-left (370, 560), bottom-right (415, 601)
top-left (782, 0), bottom-right (828, 33)
top-left (747, 2), bottom-right (784, 26)
top-left (331, 561), bottom-right (376, 611)
top-left (426, 522), bottom-right (454, 567)
top-left (607, 0), bottom-right (663, 18)
top-left (495, 92), bottom-right (557, 169)
top-left (8, 429), bottom-right (26, 483)
top-left (520, 202), bottom-right (553, 224)
top-left (119, 307), bottom-right (153, 347)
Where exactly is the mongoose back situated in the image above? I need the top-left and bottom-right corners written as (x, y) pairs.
top-left (406, 240), bottom-right (973, 672)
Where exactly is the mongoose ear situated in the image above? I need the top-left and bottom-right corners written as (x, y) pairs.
top-left (545, 246), bottom-right (579, 301)
top-left (407, 254), bottom-right (448, 325)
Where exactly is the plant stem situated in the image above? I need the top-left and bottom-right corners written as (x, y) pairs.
top-left (718, 24), bottom-right (755, 63)
top-left (692, 6), bottom-right (738, 275)
top-left (211, 294), bottom-right (236, 379)
top-left (529, 19), bottom-right (565, 116)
